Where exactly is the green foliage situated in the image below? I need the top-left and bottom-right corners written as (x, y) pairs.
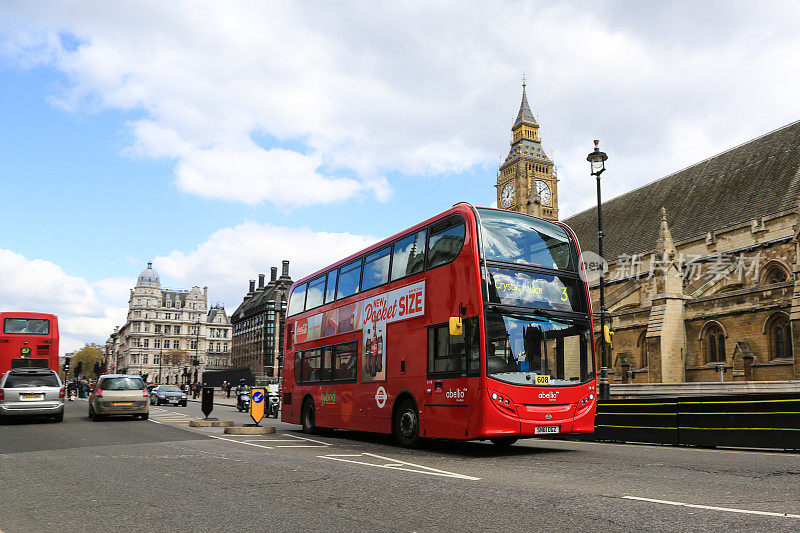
top-left (71, 343), bottom-right (105, 379)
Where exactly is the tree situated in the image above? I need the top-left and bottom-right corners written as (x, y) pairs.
top-left (71, 343), bottom-right (105, 379)
top-left (161, 349), bottom-right (189, 368)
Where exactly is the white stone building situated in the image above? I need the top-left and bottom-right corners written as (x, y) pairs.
top-left (108, 263), bottom-right (232, 384)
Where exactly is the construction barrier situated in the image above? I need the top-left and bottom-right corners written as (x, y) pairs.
top-left (591, 393), bottom-right (800, 450)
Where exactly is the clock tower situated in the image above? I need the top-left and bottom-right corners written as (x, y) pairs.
top-left (496, 78), bottom-right (558, 220)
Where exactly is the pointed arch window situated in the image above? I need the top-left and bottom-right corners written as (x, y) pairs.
top-left (637, 331), bottom-right (648, 368)
top-left (761, 262), bottom-right (790, 285)
top-left (768, 315), bottom-right (793, 360)
top-left (704, 324), bottom-right (726, 363)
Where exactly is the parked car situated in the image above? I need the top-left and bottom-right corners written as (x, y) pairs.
top-left (88, 374), bottom-right (149, 421)
top-left (0, 368), bottom-right (65, 422)
top-left (150, 385), bottom-right (187, 406)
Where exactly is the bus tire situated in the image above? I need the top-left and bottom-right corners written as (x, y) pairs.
top-left (301, 399), bottom-right (316, 434)
top-left (394, 400), bottom-right (421, 448)
top-left (490, 437), bottom-right (518, 448)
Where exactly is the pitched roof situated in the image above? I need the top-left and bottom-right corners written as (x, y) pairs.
top-left (563, 120), bottom-right (800, 259)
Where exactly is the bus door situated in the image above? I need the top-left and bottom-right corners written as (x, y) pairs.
top-left (421, 318), bottom-right (479, 439)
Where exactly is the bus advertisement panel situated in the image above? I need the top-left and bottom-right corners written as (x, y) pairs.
top-left (281, 203), bottom-right (596, 448)
top-left (0, 312), bottom-right (60, 376)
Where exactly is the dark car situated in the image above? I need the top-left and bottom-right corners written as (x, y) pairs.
top-left (149, 385), bottom-right (187, 406)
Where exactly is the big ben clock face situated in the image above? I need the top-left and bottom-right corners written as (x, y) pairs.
top-left (501, 182), bottom-right (515, 208)
top-left (535, 180), bottom-right (551, 205)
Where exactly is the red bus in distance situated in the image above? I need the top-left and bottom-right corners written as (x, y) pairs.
top-left (281, 203), bottom-right (596, 447)
top-left (0, 312), bottom-right (60, 376)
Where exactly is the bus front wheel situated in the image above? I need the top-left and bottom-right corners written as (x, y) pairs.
top-left (394, 400), bottom-right (421, 448)
top-left (301, 400), bottom-right (316, 434)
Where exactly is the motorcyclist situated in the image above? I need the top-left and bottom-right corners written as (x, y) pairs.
top-left (235, 379), bottom-right (249, 411)
top-left (66, 380), bottom-right (77, 401)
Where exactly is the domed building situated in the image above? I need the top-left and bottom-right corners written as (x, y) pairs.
top-left (108, 262), bottom-right (232, 384)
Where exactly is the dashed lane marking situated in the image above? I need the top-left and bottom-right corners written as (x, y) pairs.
top-left (623, 496), bottom-right (800, 519)
top-left (318, 452), bottom-right (480, 481)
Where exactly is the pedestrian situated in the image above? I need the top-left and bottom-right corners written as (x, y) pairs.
top-left (226, 381), bottom-right (232, 398)
top-left (222, 381), bottom-right (227, 397)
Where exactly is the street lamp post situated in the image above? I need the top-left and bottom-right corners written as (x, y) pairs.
top-left (587, 139), bottom-right (610, 401)
top-left (157, 332), bottom-right (164, 384)
top-left (194, 320), bottom-right (201, 384)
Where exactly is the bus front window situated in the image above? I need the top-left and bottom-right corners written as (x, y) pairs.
top-left (485, 311), bottom-right (594, 386)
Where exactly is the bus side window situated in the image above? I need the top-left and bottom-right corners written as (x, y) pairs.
top-left (428, 218), bottom-right (465, 269)
top-left (391, 229), bottom-right (426, 280)
top-left (336, 260), bottom-right (362, 300)
top-left (427, 317), bottom-right (478, 377)
top-left (288, 283), bottom-right (307, 316)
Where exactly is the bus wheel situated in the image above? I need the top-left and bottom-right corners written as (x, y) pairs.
top-left (301, 400), bottom-right (316, 434)
top-left (395, 400), bottom-right (421, 448)
top-left (490, 437), bottom-right (518, 448)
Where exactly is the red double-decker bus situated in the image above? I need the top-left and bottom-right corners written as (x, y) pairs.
top-left (0, 312), bottom-right (60, 376)
top-left (281, 203), bottom-right (596, 447)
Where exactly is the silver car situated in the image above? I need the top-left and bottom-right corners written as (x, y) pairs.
top-left (149, 384), bottom-right (187, 406)
top-left (88, 374), bottom-right (149, 421)
top-left (0, 368), bottom-right (64, 422)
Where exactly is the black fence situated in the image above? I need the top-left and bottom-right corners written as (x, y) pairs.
top-left (201, 367), bottom-right (254, 387)
top-left (590, 393), bottom-right (800, 450)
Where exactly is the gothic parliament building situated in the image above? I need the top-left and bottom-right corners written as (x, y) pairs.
top-left (497, 83), bottom-right (799, 384)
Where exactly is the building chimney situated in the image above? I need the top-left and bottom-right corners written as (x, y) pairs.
top-left (271, 267), bottom-right (278, 281)
top-left (282, 260), bottom-right (290, 277)
top-left (249, 280), bottom-right (255, 293)
top-left (258, 274), bottom-right (265, 288)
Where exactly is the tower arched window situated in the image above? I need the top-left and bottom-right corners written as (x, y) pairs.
top-left (767, 314), bottom-right (793, 360)
top-left (704, 324), bottom-right (726, 363)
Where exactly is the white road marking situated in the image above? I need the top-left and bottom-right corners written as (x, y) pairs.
top-left (623, 496), bottom-right (800, 518)
top-left (318, 452), bottom-right (480, 481)
top-left (203, 433), bottom-right (331, 449)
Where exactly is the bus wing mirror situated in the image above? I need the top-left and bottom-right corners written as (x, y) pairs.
top-left (449, 317), bottom-right (463, 336)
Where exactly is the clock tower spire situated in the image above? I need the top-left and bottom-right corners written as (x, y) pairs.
top-left (496, 78), bottom-right (558, 220)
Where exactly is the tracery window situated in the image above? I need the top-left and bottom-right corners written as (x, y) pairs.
top-left (768, 315), bottom-right (793, 359)
top-left (704, 324), bottom-right (726, 363)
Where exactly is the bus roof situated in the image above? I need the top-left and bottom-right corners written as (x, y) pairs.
top-left (289, 202), bottom-right (573, 290)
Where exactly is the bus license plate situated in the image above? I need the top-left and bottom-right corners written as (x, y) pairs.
top-left (535, 425), bottom-right (560, 434)
top-left (21, 393), bottom-right (44, 400)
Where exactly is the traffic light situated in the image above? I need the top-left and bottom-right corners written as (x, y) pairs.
top-left (63, 357), bottom-right (71, 374)
top-left (603, 325), bottom-right (614, 345)
top-left (75, 361), bottom-right (83, 376)
top-left (93, 362), bottom-right (101, 376)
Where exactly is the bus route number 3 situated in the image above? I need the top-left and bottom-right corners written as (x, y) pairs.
top-left (560, 287), bottom-right (568, 302)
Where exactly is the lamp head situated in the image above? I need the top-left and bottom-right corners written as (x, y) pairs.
top-left (587, 139), bottom-right (608, 175)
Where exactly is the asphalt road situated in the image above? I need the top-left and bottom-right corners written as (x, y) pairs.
top-left (1, 400), bottom-right (799, 532)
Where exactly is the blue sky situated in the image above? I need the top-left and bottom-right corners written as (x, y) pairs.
top-left (2, 1), bottom-right (800, 353)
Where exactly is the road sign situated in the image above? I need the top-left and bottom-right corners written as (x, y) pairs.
top-left (201, 386), bottom-right (214, 419)
top-left (250, 387), bottom-right (265, 426)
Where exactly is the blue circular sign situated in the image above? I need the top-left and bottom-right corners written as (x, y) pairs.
top-left (252, 391), bottom-right (264, 403)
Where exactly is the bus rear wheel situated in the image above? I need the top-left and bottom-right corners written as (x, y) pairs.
top-left (301, 400), bottom-right (316, 434)
top-left (394, 400), bottom-right (421, 448)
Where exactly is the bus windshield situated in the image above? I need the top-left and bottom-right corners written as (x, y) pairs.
top-left (477, 208), bottom-right (576, 270)
top-left (484, 311), bottom-right (594, 386)
top-left (4, 318), bottom-right (50, 335)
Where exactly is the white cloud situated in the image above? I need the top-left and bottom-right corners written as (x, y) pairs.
top-left (154, 222), bottom-right (375, 309)
top-left (0, 250), bottom-right (129, 354)
top-left (3, 1), bottom-right (800, 215)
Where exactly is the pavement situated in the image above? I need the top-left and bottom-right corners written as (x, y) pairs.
top-left (2, 399), bottom-right (799, 532)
